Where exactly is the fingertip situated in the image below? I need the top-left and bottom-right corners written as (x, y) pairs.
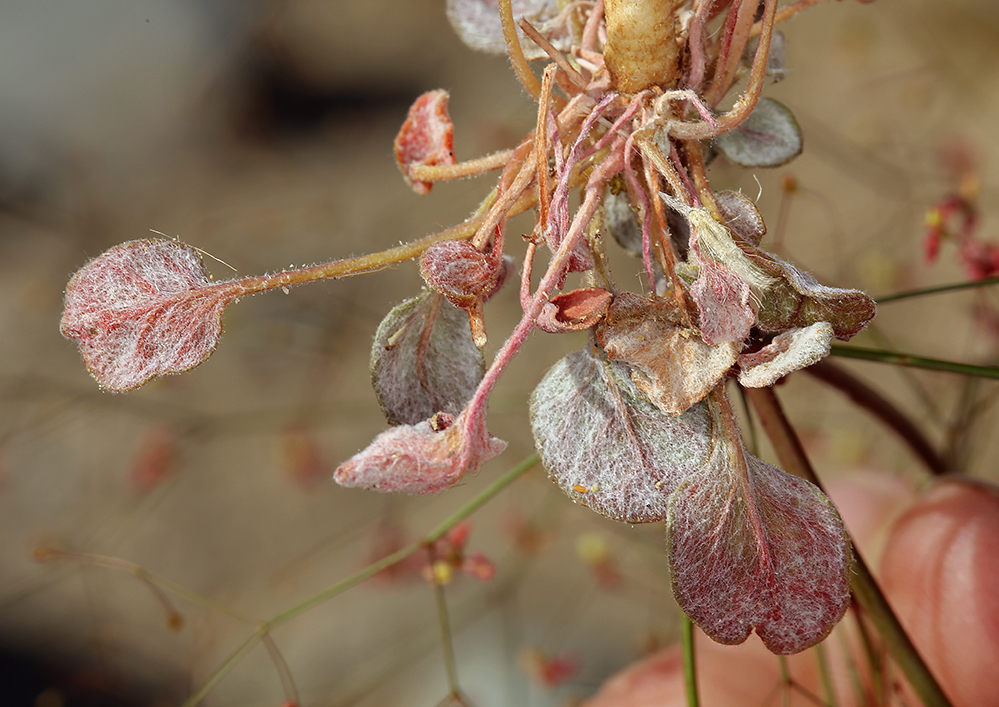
top-left (880, 477), bottom-right (999, 706)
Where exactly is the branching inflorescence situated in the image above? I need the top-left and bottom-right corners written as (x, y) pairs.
top-left (60, 0), bottom-right (877, 656)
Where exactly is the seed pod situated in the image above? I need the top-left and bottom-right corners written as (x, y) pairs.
top-left (604, 0), bottom-right (679, 93)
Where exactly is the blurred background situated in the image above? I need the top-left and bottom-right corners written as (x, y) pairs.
top-left (0, 0), bottom-right (997, 705)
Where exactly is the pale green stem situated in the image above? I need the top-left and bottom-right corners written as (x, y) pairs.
top-left (830, 344), bottom-right (999, 380)
top-left (877, 275), bottom-right (999, 303)
top-left (681, 614), bottom-right (700, 707)
top-left (181, 454), bottom-right (538, 705)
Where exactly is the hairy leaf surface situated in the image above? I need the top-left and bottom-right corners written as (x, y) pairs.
top-left (60, 239), bottom-right (238, 391)
top-left (596, 293), bottom-right (738, 415)
top-left (371, 292), bottom-right (485, 426)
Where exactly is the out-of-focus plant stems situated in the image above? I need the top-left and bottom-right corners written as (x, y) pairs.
top-left (831, 344), bottom-right (999, 380)
top-left (745, 386), bottom-right (953, 707)
top-left (806, 360), bottom-right (949, 475)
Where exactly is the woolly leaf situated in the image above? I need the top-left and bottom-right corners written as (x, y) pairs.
top-left (529, 347), bottom-right (714, 523)
top-left (334, 410), bottom-right (506, 495)
top-left (371, 292), bottom-right (485, 426)
top-left (60, 239), bottom-right (240, 392)
top-left (446, 0), bottom-right (566, 59)
top-left (715, 189), bottom-right (766, 247)
top-left (738, 322), bottom-right (833, 388)
top-left (596, 293), bottom-right (738, 415)
top-left (603, 186), bottom-right (643, 257)
top-left (715, 98), bottom-right (802, 168)
top-left (668, 400), bottom-right (852, 653)
top-left (749, 253), bottom-right (877, 339)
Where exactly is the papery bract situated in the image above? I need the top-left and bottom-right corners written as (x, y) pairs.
top-left (60, 239), bottom-right (240, 391)
top-left (529, 347), bottom-right (713, 523)
top-left (738, 321), bottom-right (833, 388)
top-left (334, 412), bottom-right (506, 495)
top-left (370, 292), bottom-right (485, 425)
top-left (394, 90), bottom-right (456, 195)
top-left (682, 206), bottom-right (774, 344)
top-left (596, 293), bottom-right (738, 415)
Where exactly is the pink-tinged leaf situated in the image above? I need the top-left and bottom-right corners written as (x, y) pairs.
top-left (334, 410), bottom-right (506, 495)
top-left (446, 0), bottom-right (567, 59)
top-left (738, 322), bottom-right (833, 388)
top-left (715, 190), bottom-right (767, 247)
top-left (535, 287), bottom-right (613, 333)
top-left (667, 393), bottom-right (852, 654)
top-left (529, 347), bottom-right (714, 523)
top-left (60, 239), bottom-right (240, 392)
top-left (370, 292), bottom-right (485, 426)
top-left (680, 206), bottom-right (773, 345)
top-left (393, 90), bottom-right (456, 195)
top-left (691, 258), bottom-right (755, 345)
top-left (596, 293), bottom-right (738, 415)
top-left (532, 347), bottom-right (851, 654)
top-left (748, 252), bottom-right (877, 340)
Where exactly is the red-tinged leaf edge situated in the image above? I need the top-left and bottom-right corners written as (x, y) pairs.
top-left (393, 89), bottom-right (456, 195)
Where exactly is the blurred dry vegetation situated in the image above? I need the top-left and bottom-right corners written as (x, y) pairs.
top-left (0, 0), bottom-right (998, 705)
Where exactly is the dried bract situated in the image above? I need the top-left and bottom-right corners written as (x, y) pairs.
top-left (596, 293), bottom-right (738, 415)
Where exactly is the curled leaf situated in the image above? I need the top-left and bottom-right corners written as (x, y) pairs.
top-left (668, 397), bottom-right (852, 654)
top-left (60, 239), bottom-right (239, 392)
top-left (596, 293), bottom-right (738, 415)
top-left (738, 322), bottom-right (833, 388)
top-left (682, 205), bottom-right (775, 345)
top-left (715, 97), bottom-right (802, 168)
top-left (535, 287), bottom-right (613, 333)
top-left (529, 347), bottom-right (713, 523)
top-left (334, 411), bottom-right (506, 495)
top-left (749, 253), bottom-right (877, 339)
top-left (393, 90), bottom-right (456, 195)
top-left (371, 292), bottom-right (485, 426)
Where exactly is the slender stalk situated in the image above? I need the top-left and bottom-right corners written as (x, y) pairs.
top-left (805, 360), bottom-right (948, 475)
top-left (409, 149), bottom-right (515, 183)
top-left (499, 0), bottom-right (542, 99)
top-left (876, 274), bottom-right (999, 303)
top-left (744, 386), bottom-right (953, 707)
top-left (830, 344), bottom-right (999, 380)
top-left (680, 614), bottom-right (700, 707)
top-left (429, 551), bottom-right (463, 697)
top-left (181, 454), bottom-right (537, 705)
top-left (814, 642), bottom-right (837, 707)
